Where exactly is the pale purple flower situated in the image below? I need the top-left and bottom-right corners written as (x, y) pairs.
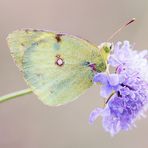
top-left (109, 41), bottom-right (148, 81)
top-left (89, 41), bottom-right (148, 136)
top-left (93, 73), bottom-right (124, 98)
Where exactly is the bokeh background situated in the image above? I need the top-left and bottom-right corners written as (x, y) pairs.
top-left (0, 0), bottom-right (148, 148)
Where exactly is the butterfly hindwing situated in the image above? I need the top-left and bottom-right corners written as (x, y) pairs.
top-left (8, 30), bottom-right (105, 106)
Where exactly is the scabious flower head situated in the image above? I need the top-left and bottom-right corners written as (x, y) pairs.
top-left (89, 41), bottom-right (148, 136)
top-left (109, 41), bottom-right (148, 81)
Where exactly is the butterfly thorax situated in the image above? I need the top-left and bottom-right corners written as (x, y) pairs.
top-left (84, 42), bottom-right (112, 73)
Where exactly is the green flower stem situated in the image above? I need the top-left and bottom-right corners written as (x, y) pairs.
top-left (0, 88), bottom-right (32, 103)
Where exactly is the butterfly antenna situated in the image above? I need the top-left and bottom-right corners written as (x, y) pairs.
top-left (107, 18), bottom-right (136, 42)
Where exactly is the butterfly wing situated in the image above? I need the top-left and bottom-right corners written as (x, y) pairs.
top-left (7, 29), bottom-right (50, 70)
top-left (8, 30), bottom-right (106, 106)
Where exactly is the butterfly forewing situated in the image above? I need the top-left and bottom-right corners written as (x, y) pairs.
top-left (8, 30), bottom-right (105, 106)
top-left (7, 30), bottom-right (50, 70)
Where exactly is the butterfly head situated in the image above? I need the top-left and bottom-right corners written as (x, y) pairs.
top-left (98, 42), bottom-right (113, 62)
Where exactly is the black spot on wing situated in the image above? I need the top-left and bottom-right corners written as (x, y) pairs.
top-left (32, 29), bottom-right (39, 32)
top-left (55, 34), bottom-right (64, 43)
top-left (24, 29), bottom-right (30, 33)
top-left (24, 29), bottom-right (48, 33)
top-left (21, 43), bottom-right (25, 46)
top-left (32, 29), bottom-right (46, 32)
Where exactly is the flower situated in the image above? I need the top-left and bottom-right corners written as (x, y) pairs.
top-left (93, 73), bottom-right (123, 98)
top-left (109, 41), bottom-right (148, 81)
top-left (89, 41), bottom-right (148, 136)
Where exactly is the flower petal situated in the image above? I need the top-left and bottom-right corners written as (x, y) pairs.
top-left (100, 85), bottom-right (112, 98)
top-left (93, 73), bottom-right (108, 84)
top-left (89, 108), bottom-right (103, 124)
top-left (108, 74), bottom-right (120, 86)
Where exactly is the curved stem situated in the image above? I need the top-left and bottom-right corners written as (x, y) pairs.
top-left (0, 88), bottom-right (32, 103)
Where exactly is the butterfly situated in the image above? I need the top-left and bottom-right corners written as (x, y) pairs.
top-left (7, 29), bottom-right (112, 106)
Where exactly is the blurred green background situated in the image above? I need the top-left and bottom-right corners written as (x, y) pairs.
top-left (0, 0), bottom-right (148, 148)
